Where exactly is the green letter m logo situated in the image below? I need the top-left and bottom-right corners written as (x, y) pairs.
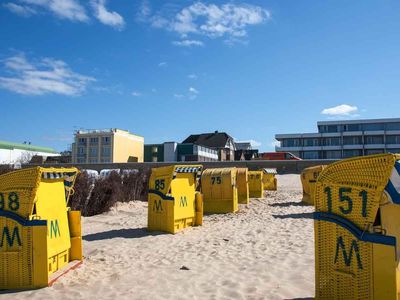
top-left (180, 196), bottom-right (188, 207)
top-left (334, 236), bottom-right (363, 269)
top-left (50, 220), bottom-right (61, 239)
top-left (153, 199), bottom-right (163, 212)
top-left (0, 226), bottom-right (22, 247)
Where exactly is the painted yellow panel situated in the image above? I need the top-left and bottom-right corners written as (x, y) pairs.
top-left (301, 165), bottom-right (326, 205)
top-left (248, 171), bottom-right (263, 198)
top-left (0, 167), bottom-right (83, 290)
top-left (262, 173), bottom-right (277, 191)
top-left (236, 168), bottom-right (249, 204)
top-left (148, 165), bottom-right (202, 234)
top-left (201, 168), bottom-right (238, 213)
top-left (314, 154), bottom-right (400, 300)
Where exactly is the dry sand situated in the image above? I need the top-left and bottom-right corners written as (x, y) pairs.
top-left (1, 174), bottom-right (315, 300)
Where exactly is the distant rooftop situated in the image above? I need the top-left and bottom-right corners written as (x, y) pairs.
top-left (0, 140), bottom-right (58, 154)
top-left (76, 128), bottom-right (143, 137)
top-left (182, 131), bottom-right (234, 148)
top-left (317, 117), bottom-right (400, 126)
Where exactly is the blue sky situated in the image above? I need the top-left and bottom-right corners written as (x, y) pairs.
top-left (0, 0), bottom-right (399, 152)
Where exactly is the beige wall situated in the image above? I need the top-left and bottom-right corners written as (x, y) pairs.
top-left (112, 131), bottom-right (144, 163)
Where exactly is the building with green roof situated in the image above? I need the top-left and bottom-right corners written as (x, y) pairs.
top-left (0, 140), bottom-right (59, 164)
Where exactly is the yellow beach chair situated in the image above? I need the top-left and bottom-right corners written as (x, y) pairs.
top-left (0, 167), bottom-right (82, 289)
top-left (314, 154), bottom-right (400, 299)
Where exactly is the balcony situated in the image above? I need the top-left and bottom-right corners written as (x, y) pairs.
top-left (364, 144), bottom-right (385, 149)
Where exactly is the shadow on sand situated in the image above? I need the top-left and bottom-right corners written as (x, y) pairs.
top-left (269, 201), bottom-right (310, 207)
top-left (272, 212), bottom-right (314, 219)
top-left (83, 227), bottom-right (165, 242)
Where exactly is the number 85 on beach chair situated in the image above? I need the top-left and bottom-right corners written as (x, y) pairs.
top-left (148, 165), bottom-right (203, 234)
top-left (314, 154), bottom-right (400, 300)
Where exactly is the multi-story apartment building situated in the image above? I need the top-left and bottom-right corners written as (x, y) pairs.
top-left (275, 118), bottom-right (400, 159)
top-left (144, 142), bottom-right (218, 162)
top-left (72, 129), bottom-right (144, 163)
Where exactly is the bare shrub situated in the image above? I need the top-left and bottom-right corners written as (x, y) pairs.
top-left (83, 171), bottom-right (123, 216)
top-left (121, 167), bottom-right (151, 202)
top-left (69, 171), bottom-right (92, 213)
top-left (0, 166), bottom-right (13, 176)
top-left (69, 168), bottom-right (150, 216)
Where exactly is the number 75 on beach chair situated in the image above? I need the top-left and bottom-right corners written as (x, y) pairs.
top-left (314, 154), bottom-right (400, 300)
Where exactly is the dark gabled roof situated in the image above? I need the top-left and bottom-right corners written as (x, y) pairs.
top-left (182, 132), bottom-right (233, 148)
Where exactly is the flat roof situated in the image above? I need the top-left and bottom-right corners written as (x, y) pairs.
top-left (76, 128), bottom-right (144, 137)
top-left (317, 118), bottom-right (400, 126)
top-left (0, 140), bottom-right (58, 154)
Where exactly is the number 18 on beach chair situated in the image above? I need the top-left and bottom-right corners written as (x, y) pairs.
top-left (0, 167), bottom-right (82, 290)
top-left (314, 154), bottom-right (400, 299)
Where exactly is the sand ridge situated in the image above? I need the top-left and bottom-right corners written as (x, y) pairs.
top-left (0, 174), bottom-right (315, 300)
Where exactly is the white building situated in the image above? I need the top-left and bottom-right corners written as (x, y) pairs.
top-left (275, 118), bottom-right (400, 159)
top-left (0, 140), bottom-right (60, 164)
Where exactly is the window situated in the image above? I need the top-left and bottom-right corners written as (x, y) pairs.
top-left (89, 158), bottom-right (97, 163)
top-left (343, 150), bottom-right (362, 158)
top-left (365, 149), bottom-right (384, 155)
top-left (101, 158), bottom-right (110, 163)
top-left (344, 124), bottom-right (361, 132)
top-left (365, 135), bottom-right (384, 144)
top-left (386, 135), bottom-right (400, 145)
top-left (102, 136), bottom-right (110, 144)
top-left (89, 148), bottom-right (97, 156)
top-left (325, 151), bottom-right (342, 159)
top-left (343, 136), bottom-right (362, 145)
top-left (302, 151), bottom-right (319, 159)
top-left (323, 137), bottom-right (341, 146)
top-left (77, 158), bottom-right (85, 163)
top-left (327, 125), bottom-right (339, 133)
top-left (77, 147), bottom-right (85, 155)
top-left (152, 157), bottom-right (158, 162)
top-left (102, 147), bottom-right (111, 156)
top-left (152, 146), bottom-right (158, 153)
top-left (363, 123), bottom-right (384, 131)
top-left (387, 122), bottom-right (400, 131)
top-left (303, 138), bottom-right (319, 147)
top-left (90, 137), bottom-right (99, 144)
top-left (283, 139), bottom-right (301, 147)
top-left (78, 138), bottom-right (86, 145)
top-left (388, 149), bottom-right (400, 154)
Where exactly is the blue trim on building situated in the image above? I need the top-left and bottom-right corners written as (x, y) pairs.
top-left (314, 212), bottom-right (396, 247)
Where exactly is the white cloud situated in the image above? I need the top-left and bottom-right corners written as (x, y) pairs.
top-left (90, 0), bottom-right (125, 30)
top-left (174, 93), bottom-right (184, 98)
top-left (271, 140), bottom-right (280, 148)
top-left (136, 0), bottom-right (151, 22)
top-left (321, 104), bottom-right (358, 116)
top-left (158, 62), bottom-right (167, 67)
top-left (189, 86), bottom-right (199, 94)
top-left (3, 2), bottom-right (36, 16)
top-left (131, 91), bottom-right (141, 97)
top-left (188, 73), bottom-right (197, 79)
top-left (237, 139), bottom-right (262, 147)
top-left (188, 86), bottom-right (199, 100)
top-left (172, 39), bottom-right (204, 47)
top-left (19, 0), bottom-right (89, 22)
top-left (144, 2), bottom-right (270, 44)
top-left (0, 53), bottom-right (95, 96)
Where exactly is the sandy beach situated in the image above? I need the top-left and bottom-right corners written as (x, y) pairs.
top-left (1, 174), bottom-right (315, 300)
